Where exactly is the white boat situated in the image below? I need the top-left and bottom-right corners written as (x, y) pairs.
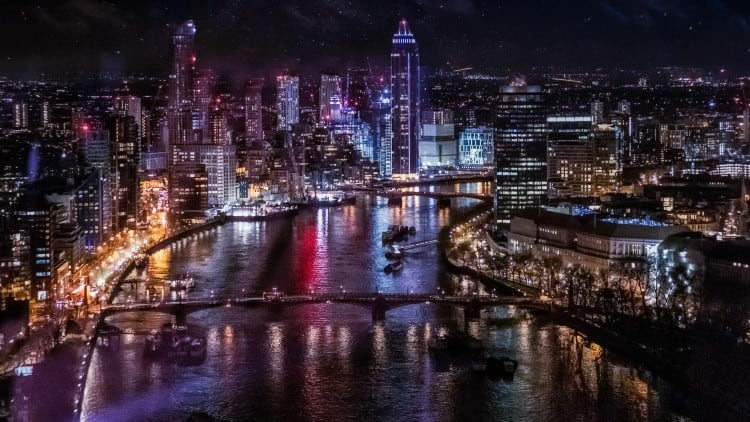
top-left (170, 274), bottom-right (195, 291)
top-left (189, 338), bottom-right (207, 359)
top-left (385, 245), bottom-right (405, 259)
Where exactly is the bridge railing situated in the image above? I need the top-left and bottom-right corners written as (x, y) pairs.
top-left (102, 292), bottom-right (541, 312)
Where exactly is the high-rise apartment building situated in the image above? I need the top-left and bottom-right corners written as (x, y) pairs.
top-left (12, 100), bottom-right (28, 129)
top-left (82, 130), bottom-right (114, 239)
top-left (320, 73), bottom-right (342, 123)
top-left (494, 85), bottom-right (547, 227)
top-left (193, 68), bottom-right (217, 141)
top-left (168, 20), bottom-right (196, 147)
top-left (372, 88), bottom-right (393, 177)
top-left (591, 100), bottom-right (604, 125)
top-left (276, 75), bottom-right (299, 131)
top-left (109, 115), bottom-right (139, 230)
top-left (208, 105), bottom-right (230, 145)
top-left (244, 78), bottom-right (264, 142)
top-left (390, 19), bottom-right (420, 175)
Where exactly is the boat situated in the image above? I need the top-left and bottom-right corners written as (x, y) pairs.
top-left (169, 274), bottom-right (195, 291)
top-left (384, 260), bottom-right (403, 273)
top-left (134, 253), bottom-right (149, 268)
top-left (189, 337), bottom-right (207, 359)
top-left (485, 356), bottom-right (518, 377)
top-left (428, 332), bottom-right (450, 351)
top-left (385, 245), bottom-right (405, 259)
top-left (471, 358), bottom-right (488, 372)
top-left (381, 225), bottom-right (410, 243)
top-left (144, 324), bottom-right (207, 363)
top-left (143, 329), bottom-right (161, 357)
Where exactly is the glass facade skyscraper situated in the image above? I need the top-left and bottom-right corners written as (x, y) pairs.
top-left (494, 85), bottom-right (547, 227)
top-left (168, 20), bottom-right (196, 146)
top-left (390, 19), bottom-right (420, 175)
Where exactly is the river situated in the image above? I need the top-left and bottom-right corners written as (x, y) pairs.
top-left (80, 183), bottom-right (691, 421)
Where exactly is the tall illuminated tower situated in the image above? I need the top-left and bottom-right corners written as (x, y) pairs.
top-left (390, 19), bottom-right (420, 175)
top-left (494, 84), bottom-right (547, 228)
top-left (168, 20), bottom-right (196, 146)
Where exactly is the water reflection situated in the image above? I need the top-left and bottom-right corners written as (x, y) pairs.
top-left (81, 189), bottom-right (690, 421)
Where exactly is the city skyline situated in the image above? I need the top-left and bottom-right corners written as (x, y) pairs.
top-left (2, 3), bottom-right (750, 420)
top-left (3, 1), bottom-right (750, 80)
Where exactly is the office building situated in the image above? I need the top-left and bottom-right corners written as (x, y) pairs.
top-left (419, 109), bottom-right (456, 167)
top-left (458, 127), bottom-right (494, 167)
top-left (547, 115), bottom-right (595, 198)
top-left (494, 85), bottom-right (547, 227)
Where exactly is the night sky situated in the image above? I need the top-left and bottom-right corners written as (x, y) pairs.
top-left (2, 0), bottom-right (750, 80)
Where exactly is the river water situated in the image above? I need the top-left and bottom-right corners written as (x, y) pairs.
top-left (80, 183), bottom-right (690, 421)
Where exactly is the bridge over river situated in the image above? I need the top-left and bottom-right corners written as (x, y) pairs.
top-left (101, 292), bottom-right (544, 324)
top-left (374, 190), bottom-right (493, 203)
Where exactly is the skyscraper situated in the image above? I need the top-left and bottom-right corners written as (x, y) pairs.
top-left (168, 20), bottom-right (196, 146)
top-left (193, 68), bottom-right (216, 142)
top-left (319, 73), bottom-right (342, 123)
top-left (390, 19), bottom-right (420, 175)
top-left (109, 115), bottom-right (139, 230)
top-left (494, 85), bottom-right (547, 227)
top-left (590, 100), bottom-right (604, 125)
top-left (12, 100), bottom-right (28, 129)
top-left (244, 78), bottom-right (264, 142)
top-left (208, 105), bottom-right (230, 145)
top-left (276, 75), bottom-right (299, 131)
top-left (372, 88), bottom-right (393, 177)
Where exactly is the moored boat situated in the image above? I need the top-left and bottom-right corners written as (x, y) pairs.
top-left (428, 332), bottom-right (450, 351)
top-left (485, 356), bottom-right (518, 377)
top-left (385, 245), bottom-right (405, 259)
top-left (189, 338), bottom-right (207, 359)
top-left (381, 225), bottom-right (410, 243)
top-left (384, 260), bottom-right (403, 273)
top-left (143, 324), bottom-right (207, 363)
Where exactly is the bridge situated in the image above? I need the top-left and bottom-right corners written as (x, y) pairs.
top-left (375, 190), bottom-right (492, 203)
top-left (101, 292), bottom-right (543, 323)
